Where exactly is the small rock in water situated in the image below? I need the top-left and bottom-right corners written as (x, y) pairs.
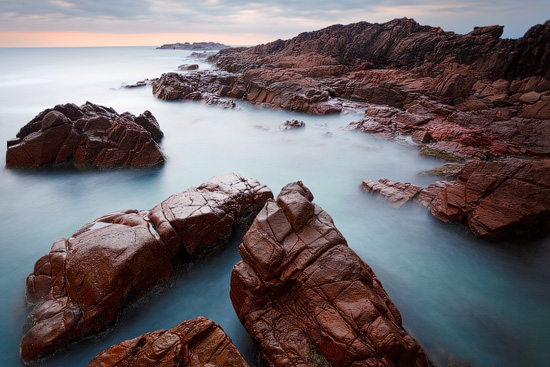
top-left (122, 79), bottom-right (150, 88)
top-left (279, 119), bottom-right (305, 130)
top-left (178, 64), bottom-right (199, 71)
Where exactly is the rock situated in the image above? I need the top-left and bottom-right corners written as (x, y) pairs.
top-left (412, 130), bottom-right (432, 143)
top-left (189, 51), bottom-right (218, 59)
top-left (519, 91), bottom-right (541, 104)
top-left (362, 159), bottom-right (550, 239)
top-left (279, 119), bottom-right (305, 130)
top-left (519, 101), bottom-right (550, 119)
top-left (361, 178), bottom-right (425, 208)
top-left (122, 79), bottom-right (151, 88)
top-left (87, 316), bottom-right (250, 367)
top-left (151, 19), bottom-right (550, 158)
top-left (6, 102), bottom-right (165, 169)
top-left (361, 178), bottom-right (448, 208)
top-left (21, 173), bottom-right (273, 363)
top-left (230, 181), bottom-right (430, 367)
top-left (420, 163), bottom-right (464, 179)
top-left (178, 64), bottom-right (199, 71)
top-left (153, 69), bottom-right (342, 114)
top-left (157, 42), bottom-right (230, 50)
top-left (429, 158), bottom-right (550, 239)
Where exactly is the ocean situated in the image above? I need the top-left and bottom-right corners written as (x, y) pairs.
top-left (0, 46), bottom-right (548, 367)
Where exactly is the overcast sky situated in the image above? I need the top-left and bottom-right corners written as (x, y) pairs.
top-left (0, 0), bottom-right (549, 47)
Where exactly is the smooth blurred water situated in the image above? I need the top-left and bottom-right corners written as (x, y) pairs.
top-left (0, 47), bottom-right (548, 367)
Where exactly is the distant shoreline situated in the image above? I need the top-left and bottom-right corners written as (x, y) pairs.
top-left (157, 41), bottom-right (231, 50)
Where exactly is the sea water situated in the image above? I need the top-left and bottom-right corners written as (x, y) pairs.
top-left (0, 46), bottom-right (548, 367)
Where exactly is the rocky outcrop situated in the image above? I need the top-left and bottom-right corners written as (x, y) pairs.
top-left (230, 181), bottom-right (429, 367)
top-left (21, 173), bottom-right (273, 364)
top-left (157, 42), bottom-right (230, 50)
top-left (213, 18), bottom-right (549, 79)
top-left (362, 159), bottom-right (550, 239)
top-left (6, 102), bottom-right (165, 169)
top-left (152, 69), bottom-right (342, 114)
top-left (152, 19), bottom-right (550, 160)
top-left (87, 316), bottom-right (250, 367)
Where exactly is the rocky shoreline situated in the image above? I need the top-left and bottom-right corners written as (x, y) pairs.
top-left (153, 18), bottom-right (550, 162)
top-left (9, 17), bottom-right (550, 367)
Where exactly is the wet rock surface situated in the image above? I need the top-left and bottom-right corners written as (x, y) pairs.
top-left (87, 316), bottom-right (250, 367)
top-left (6, 102), bottom-right (165, 169)
top-left (362, 159), bottom-right (550, 239)
top-left (21, 173), bottom-right (273, 363)
top-left (230, 181), bottom-right (429, 367)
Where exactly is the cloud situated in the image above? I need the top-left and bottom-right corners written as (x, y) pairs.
top-left (0, 0), bottom-right (548, 42)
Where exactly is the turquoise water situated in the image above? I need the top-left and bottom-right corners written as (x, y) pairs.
top-left (0, 47), bottom-right (548, 367)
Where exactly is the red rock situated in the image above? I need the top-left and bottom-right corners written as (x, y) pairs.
top-left (152, 19), bottom-right (550, 161)
top-left (361, 159), bottom-right (550, 239)
top-left (362, 178), bottom-right (449, 208)
top-left (230, 181), bottom-right (429, 367)
top-left (361, 178), bottom-right (425, 208)
top-left (519, 101), bottom-right (550, 119)
top-left (519, 91), bottom-right (541, 104)
top-left (21, 173), bottom-right (273, 363)
top-left (6, 102), bottom-right (164, 169)
top-left (429, 158), bottom-right (550, 239)
top-left (87, 316), bottom-right (249, 367)
top-left (412, 130), bottom-right (432, 143)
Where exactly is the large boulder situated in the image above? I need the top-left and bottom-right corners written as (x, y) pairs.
top-left (362, 159), bottom-right (550, 240)
top-left (230, 181), bottom-right (429, 367)
top-left (87, 316), bottom-right (250, 367)
top-left (21, 173), bottom-right (273, 364)
top-left (6, 102), bottom-right (165, 168)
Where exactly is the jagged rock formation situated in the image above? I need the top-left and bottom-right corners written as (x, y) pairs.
top-left (6, 102), bottom-right (165, 168)
top-left (21, 173), bottom-right (272, 364)
top-left (152, 18), bottom-right (550, 160)
top-left (362, 159), bottom-right (550, 239)
top-left (87, 316), bottom-right (250, 367)
top-left (157, 42), bottom-right (230, 50)
top-left (230, 181), bottom-right (429, 367)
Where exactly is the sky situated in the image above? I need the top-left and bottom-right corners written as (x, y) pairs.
top-left (0, 0), bottom-right (549, 47)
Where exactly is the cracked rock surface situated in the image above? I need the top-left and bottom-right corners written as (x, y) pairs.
top-left (86, 316), bottom-right (250, 367)
top-left (362, 158), bottom-right (550, 239)
top-left (6, 102), bottom-right (165, 168)
top-left (21, 173), bottom-right (273, 363)
top-left (230, 181), bottom-right (429, 367)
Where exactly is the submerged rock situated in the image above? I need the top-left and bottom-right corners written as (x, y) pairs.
top-left (87, 316), bottom-right (250, 367)
top-left (230, 181), bottom-right (429, 367)
top-left (21, 173), bottom-right (273, 364)
top-left (6, 102), bottom-right (165, 169)
top-left (362, 159), bottom-right (550, 239)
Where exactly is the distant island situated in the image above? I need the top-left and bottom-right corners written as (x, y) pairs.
top-left (157, 42), bottom-right (231, 50)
